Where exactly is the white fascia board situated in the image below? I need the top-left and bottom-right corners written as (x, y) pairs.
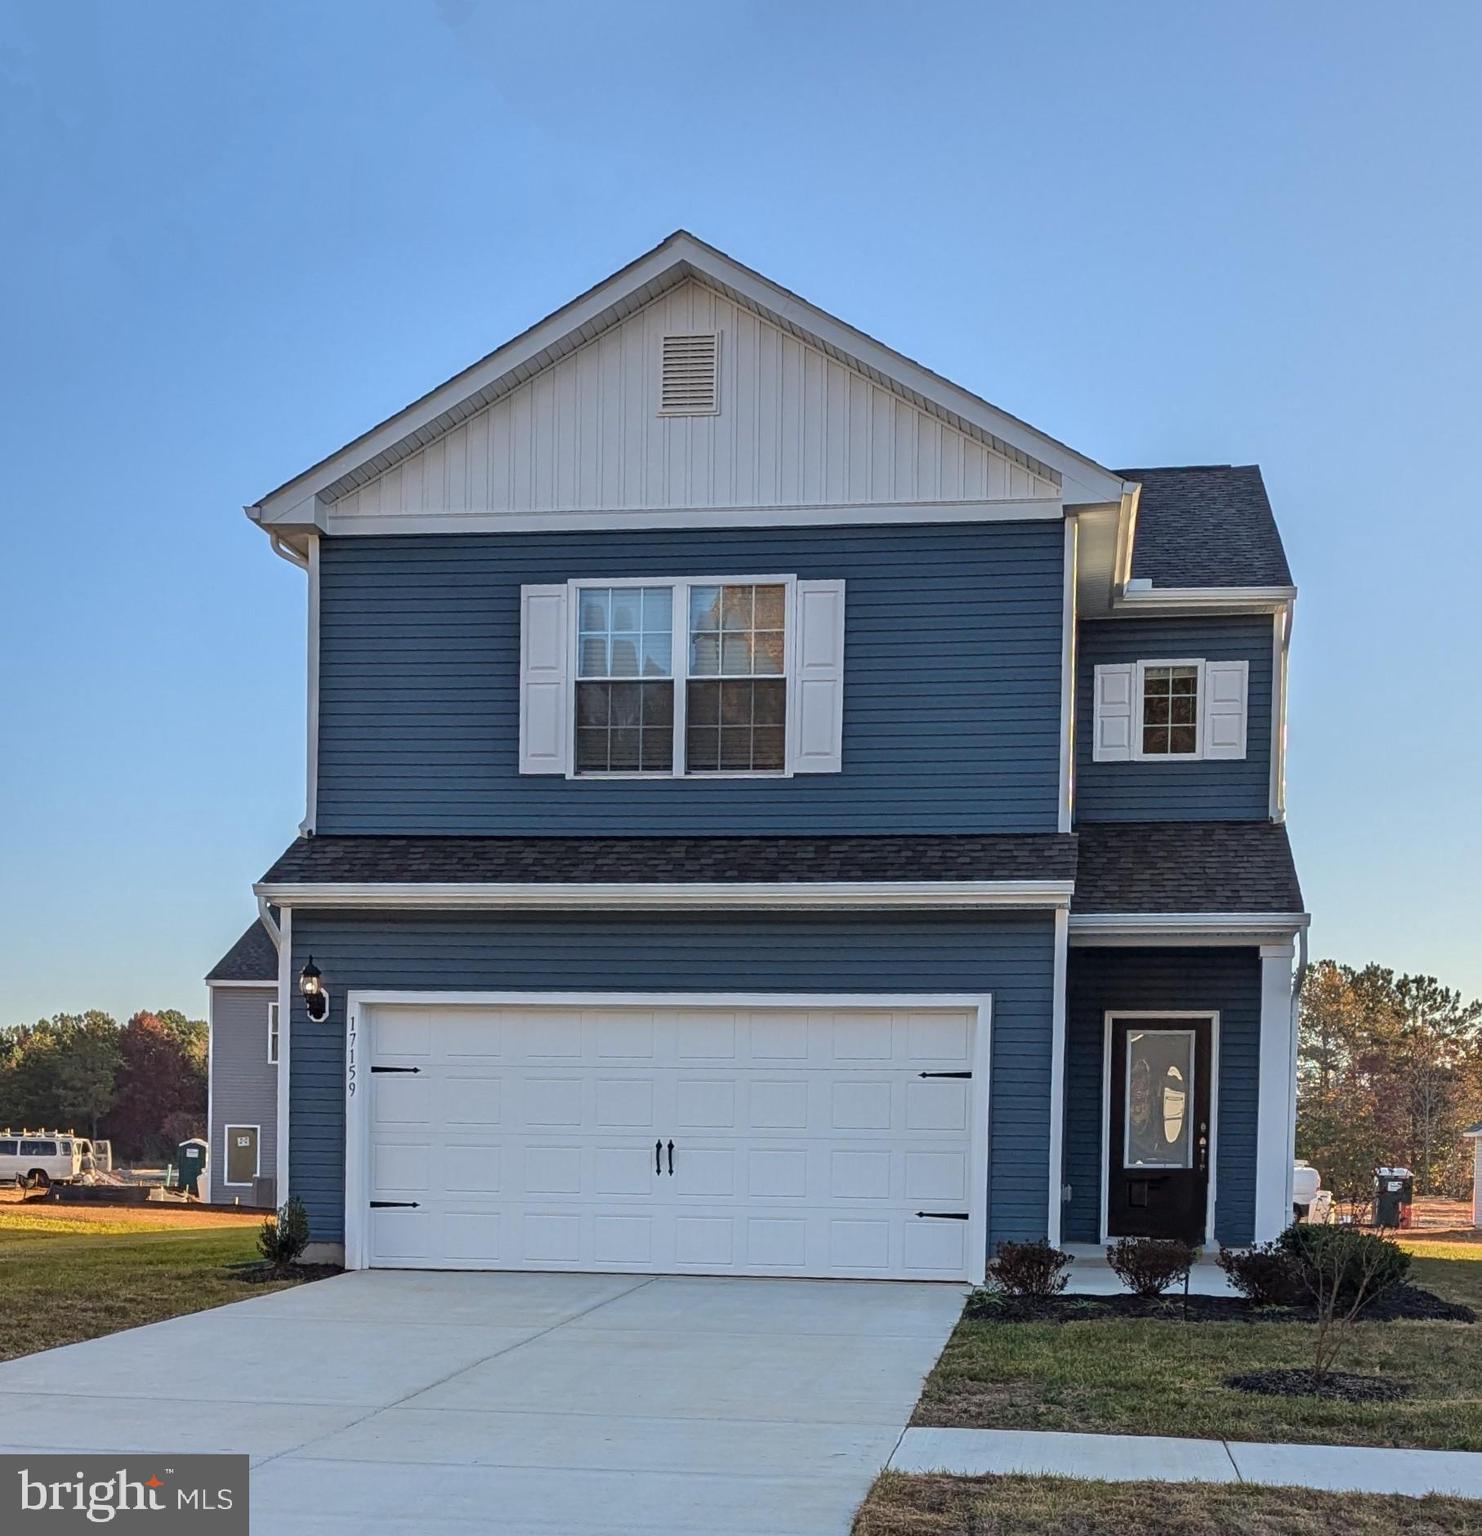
top-left (1111, 585), bottom-right (1299, 617)
top-left (322, 497), bottom-right (1064, 537)
top-left (204, 980), bottom-right (278, 990)
top-left (249, 230), bottom-right (1124, 525)
top-left (257, 879), bottom-right (1074, 911)
top-left (1069, 911), bottom-right (1310, 945)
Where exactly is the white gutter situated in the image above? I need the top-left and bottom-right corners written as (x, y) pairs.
top-left (266, 526), bottom-right (309, 570)
top-left (255, 879), bottom-right (1075, 912)
top-left (256, 894), bottom-right (282, 949)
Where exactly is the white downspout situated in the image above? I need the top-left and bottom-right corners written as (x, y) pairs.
top-left (1286, 923), bottom-right (1309, 1219)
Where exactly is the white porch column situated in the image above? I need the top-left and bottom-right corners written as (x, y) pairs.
top-left (1472, 1137), bottom-right (1482, 1229)
top-left (1253, 941), bottom-right (1297, 1242)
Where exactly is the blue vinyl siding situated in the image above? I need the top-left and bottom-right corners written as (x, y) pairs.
top-left (287, 910), bottom-right (1056, 1254)
top-left (315, 521), bottom-right (1064, 834)
top-left (1076, 615), bottom-right (1274, 822)
top-left (1062, 947), bottom-right (1261, 1246)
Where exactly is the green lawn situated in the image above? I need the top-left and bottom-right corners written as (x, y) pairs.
top-left (0, 1224), bottom-right (309, 1361)
top-left (855, 1474), bottom-right (1482, 1536)
top-left (915, 1245), bottom-right (1482, 1451)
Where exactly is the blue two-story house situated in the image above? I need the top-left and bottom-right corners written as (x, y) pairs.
top-left (222, 232), bottom-right (1306, 1277)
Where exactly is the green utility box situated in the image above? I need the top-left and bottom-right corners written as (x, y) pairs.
top-left (175, 1138), bottom-right (208, 1198)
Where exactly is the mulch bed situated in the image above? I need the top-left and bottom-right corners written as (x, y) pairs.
top-left (964, 1284), bottom-right (1475, 1326)
top-left (1225, 1367), bottom-right (1413, 1402)
top-left (230, 1261), bottom-right (344, 1286)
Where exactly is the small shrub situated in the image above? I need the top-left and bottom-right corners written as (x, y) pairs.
top-left (1276, 1224), bottom-right (1412, 1381)
top-left (1106, 1236), bottom-right (1197, 1297)
top-left (258, 1195), bottom-right (310, 1270)
top-left (988, 1239), bottom-right (1072, 1298)
top-left (1217, 1241), bottom-right (1303, 1306)
top-left (1277, 1224), bottom-right (1411, 1311)
top-left (964, 1284), bottom-right (1007, 1319)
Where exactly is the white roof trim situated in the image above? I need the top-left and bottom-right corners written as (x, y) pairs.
top-left (256, 879), bottom-right (1074, 911)
top-left (1069, 911), bottom-right (1310, 946)
top-left (321, 497), bottom-right (1063, 538)
top-left (204, 979), bottom-right (278, 990)
top-left (248, 231), bottom-right (1126, 527)
top-left (1111, 585), bottom-right (1298, 617)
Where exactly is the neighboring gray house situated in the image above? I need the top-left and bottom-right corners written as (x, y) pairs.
top-left (235, 231), bottom-right (1306, 1274)
top-left (204, 919), bottom-right (279, 1206)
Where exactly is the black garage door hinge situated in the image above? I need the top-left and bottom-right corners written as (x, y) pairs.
top-left (918, 1071), bottom-right (971, 1079)
top-left (371, 1066), bottom-right (421, 1074)
top-left (915, 1210), bottom-right (970, 1220)
top-left (369, 1200), bottom-right (420, 1209)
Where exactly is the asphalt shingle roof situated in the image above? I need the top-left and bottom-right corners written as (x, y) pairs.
top-left (260, 834), bottom-right (1078, 887)
top-left (1073, 820), bottom-right (1304, 915)
top-left (205, 918), bottom-right (279, 982)
top-left (1118, 465), bottom-right (1293, 589)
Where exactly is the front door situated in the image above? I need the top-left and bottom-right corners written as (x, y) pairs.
top-left (1107, 1016), bottom-right (1211, 1242)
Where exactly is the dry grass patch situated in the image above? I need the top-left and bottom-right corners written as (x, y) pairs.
top-left (0, 1225), bottom-right (314, 1361)
top-left (916, 1312), bottom-right (1482, 1449)
top-left (854, 1473), bottom-right (1482, 1536)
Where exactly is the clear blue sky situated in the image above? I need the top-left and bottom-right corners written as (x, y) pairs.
top-left (2, 0), bottom-right (1478, 1026)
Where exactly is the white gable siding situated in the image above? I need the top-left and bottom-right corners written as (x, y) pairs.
top-left (330, 281), bottom-right (1058, 520)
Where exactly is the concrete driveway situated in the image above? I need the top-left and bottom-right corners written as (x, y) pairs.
top-left (0, 1270), bottom-right (963, 1535)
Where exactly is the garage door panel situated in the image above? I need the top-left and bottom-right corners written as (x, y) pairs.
top-left (373, 1076), bottom-right (430, 1127)
top-left (524, 1145), bottom-right (583, 1195)
top-left (746, 1011), bottom-right (810, 1061)
top-left (593, 1213), bottom-right (655, 1265)
top-left (903, 1220), bottom-right (969, 1274)
top-left (444, 1212), bottom-right (503, 1262)
top-left (591, 1009), bottom-right (657, 1059)
top-left (907, 1010), bottom-right (971, 1061)
top-left (444, 1147), bottom-right (503, 1194)
top-left (829, 1217), bottom-right (892, 1270)
top-left (594, 1077), bottom-right (656, 1127)
top-left (372, 1142), bottom-right (430, 1194)
top-left (375, 1008), bottom-right (432, 1058)
top-left (747, 1079), bottom-right (809, 1129)
top-left (364, 1001), bottom-right (982, 1279)
top-left (906, 1079), bottom-right (970, 1131)
top-left (594, 1144), bottom-right (658, 1196)
top-left (830, 1080), bottom-right (893, 1130)
top-left (746, 1147), bottom-right (808, 1198)
top-left (523, 1077), bottom-right (583, 1127)
top-left (443, 1075), bottom-right (502, 1127)
top-left (675, 1078), bottom-right (736, 1128)
top-left (676, 1011), bottom-right (737, 1060)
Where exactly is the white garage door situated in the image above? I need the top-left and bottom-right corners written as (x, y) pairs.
top-left (354, 997), bottom-right (987, 1281)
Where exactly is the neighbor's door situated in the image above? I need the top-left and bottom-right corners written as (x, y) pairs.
top-left (1107, 1017), bottom-right (1211, 1242)
top-left (225, 1126), bottom-right (260, 1187)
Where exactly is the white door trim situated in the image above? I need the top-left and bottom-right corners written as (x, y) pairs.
top-left (1099, 1010), bottom-right (1219, 1249)
top-left (344, 989), bottom-right (992, 1281)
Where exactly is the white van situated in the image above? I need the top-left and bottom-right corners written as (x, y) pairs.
top-left (0, 1131), bottom-right (85, 1190)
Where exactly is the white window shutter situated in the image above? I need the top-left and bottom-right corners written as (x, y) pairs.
top-left (519, 584), bottom-right (568, 774)
top-left (1202, 659), bottom-right (1249, 760)
top-left (789, 579), bottom-right (845, 773)
top-left (1092, 664), bottom-right (1135, 762)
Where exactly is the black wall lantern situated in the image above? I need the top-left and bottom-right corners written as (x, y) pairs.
top-left (299, 955), bottom-right (329, 1022)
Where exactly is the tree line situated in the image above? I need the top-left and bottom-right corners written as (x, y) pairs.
top-left (0, 1010), bottom-right (207, 1163)
top-left (1298, 960), bottom-right (1482, 1201)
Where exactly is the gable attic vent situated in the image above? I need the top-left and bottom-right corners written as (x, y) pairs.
top-left (659, 332), bottom-right (720, 415)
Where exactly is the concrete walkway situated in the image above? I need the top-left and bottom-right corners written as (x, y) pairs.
top-left (891, 1426), bottom-right (1482, 1498)
top-left (0, 1269), bottom-right (963, 1536)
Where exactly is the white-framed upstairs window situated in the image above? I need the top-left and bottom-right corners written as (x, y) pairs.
top-left (519, 575), bottom-right (845, 778)
top-left (267, 1001), bottom-right (280, 1065)
top-left (1092, 658), bottom-right (1248, 763)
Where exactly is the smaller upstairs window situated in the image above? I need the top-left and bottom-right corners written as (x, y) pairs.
top-left (1140, 664), bottom-right (1200, 757)
top-left (268, 1001), bottom-right (280, 1065)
